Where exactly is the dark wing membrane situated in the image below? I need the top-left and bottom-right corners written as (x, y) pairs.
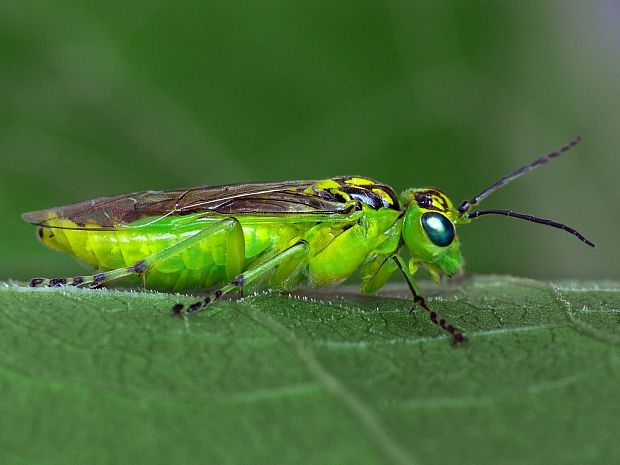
top-left (21, 180), bottom-right (353, 230)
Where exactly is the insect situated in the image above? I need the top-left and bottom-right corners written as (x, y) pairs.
top-left (23, 137), bottom-right (595, 345)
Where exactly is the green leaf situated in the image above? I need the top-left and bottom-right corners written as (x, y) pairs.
top-left (1, 276), bottom-right (619, 465)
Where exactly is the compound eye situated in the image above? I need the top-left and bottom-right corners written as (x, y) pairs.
top-left (421, 212), bottom-right (455, 247)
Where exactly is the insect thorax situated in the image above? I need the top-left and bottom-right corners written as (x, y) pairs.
top-left (308, 177), bottom-right (400, 211)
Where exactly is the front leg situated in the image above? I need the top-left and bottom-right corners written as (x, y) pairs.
top-left (390, 254), bottom-right (466, 345)
top-left (362, 254), bottom-right (466, 345)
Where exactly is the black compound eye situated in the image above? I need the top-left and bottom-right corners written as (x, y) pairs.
top-left (421, 212), bottom-right (455, 247)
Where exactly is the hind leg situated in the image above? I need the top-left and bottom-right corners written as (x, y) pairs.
top-left (29, 267), bottom-right (140, 289)
top-left (172, 240), bottom-right (310, 315)
top-left (28, 218), bottom-right (245, 289)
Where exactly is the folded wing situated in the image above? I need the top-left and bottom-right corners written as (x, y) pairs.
top-left (21, 180), bottom-right (354, 230)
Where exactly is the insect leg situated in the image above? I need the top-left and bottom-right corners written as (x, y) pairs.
top-left (172, 240), bottom-right (310, 315)
top-left (28, 218), bottom-right (245, 289)
top-left (28, 269), bottom-right (135, 289)
top-left (127, 217), bottom-right (245, 284)
top-left (390, 254), bottom-right (466, 346)
top-left (360, 254), bottom-right (399, 294)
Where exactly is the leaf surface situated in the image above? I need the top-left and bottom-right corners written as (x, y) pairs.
top-left (0, 276), bottom-right (619, 465)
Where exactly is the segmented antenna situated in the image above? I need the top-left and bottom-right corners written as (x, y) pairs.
top-left (467, 209), bottom-right (596, 247)
top-left (458, 136), bottom-right (582, 214)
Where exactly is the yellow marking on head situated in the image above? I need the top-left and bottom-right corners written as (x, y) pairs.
top-left (428, 191), bottom-right (452, 212)
top-left (400, 188), bottom-right (457, 218)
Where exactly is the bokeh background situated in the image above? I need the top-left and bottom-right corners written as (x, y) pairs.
top-left (1, 0), bottom-right (618, 281)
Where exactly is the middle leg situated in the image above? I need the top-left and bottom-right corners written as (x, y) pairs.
top-left (172, 240), bottom-right (310, 315)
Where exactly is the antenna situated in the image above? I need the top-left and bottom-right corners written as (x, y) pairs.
top-left (458, 136), bottom-right (581, 214)
top-left (467, 209), bottom-right (596, 247)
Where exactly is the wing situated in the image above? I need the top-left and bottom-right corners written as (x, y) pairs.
top-left (21, 180), bottom-right (362, 230)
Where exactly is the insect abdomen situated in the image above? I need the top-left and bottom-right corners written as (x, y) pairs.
top-left (38, 219), bottom-right (302, 290)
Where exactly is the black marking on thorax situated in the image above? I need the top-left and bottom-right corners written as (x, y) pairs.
top-left (331, 177), bottom-right (400, 211)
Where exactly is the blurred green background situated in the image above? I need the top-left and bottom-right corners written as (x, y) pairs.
top-left (1, 0), bottom-right (618, 281)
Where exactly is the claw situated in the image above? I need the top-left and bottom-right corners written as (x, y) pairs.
top-left (29, 278), bottom-right (45, 287)
top-left (170, 303), bottom-right (185, 316)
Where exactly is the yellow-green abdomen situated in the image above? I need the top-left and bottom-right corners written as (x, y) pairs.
top-left (39, 217), bottom-right (303, 291)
